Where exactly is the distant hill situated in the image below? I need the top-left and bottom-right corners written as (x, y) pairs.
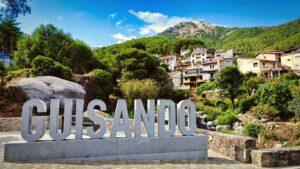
top-left (158, 19), bottom-right (300, 57)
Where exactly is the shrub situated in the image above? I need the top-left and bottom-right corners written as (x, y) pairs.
top-left (215, 99), bottom-right (231, 111)
top-left (216, 110), bottom-right (239, 125)
top-left (280, 72), bottom-right (300, 81)
top-left (195, 101), bottom-right (205, 111)
top-left (204, 106), bottom-right (223, 121)
top-left (247, 104), bottom-right (279, 120)
top-left (243, 122), bottom-right (264, 138)
top-left (31, 55), bottom-right (73, 80)
top-left (237, 97), bottom-right (257, 113)
top-left (120, 79), bottom-right (159, 110)
top-left (288, 89), bottom-right (300, 121)
top-left (201, 98), bottom-right (215, 107)
top-left (171, 90), bottom-right (191, 103)
top-left (262, 130), bottom-right (278, 141)
top-left (196, 81), bottom-right (217, 95)
top-left (5, 69), bottom-right (30, 81)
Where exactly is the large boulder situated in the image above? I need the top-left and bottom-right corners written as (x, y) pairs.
top-left (5, 76), bottom-right (86, 107)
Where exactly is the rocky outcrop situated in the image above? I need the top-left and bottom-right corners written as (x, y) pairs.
top-left (5, 76), bottom-right (86, 107)
top-left (160, 20), bottom-right (216, 38)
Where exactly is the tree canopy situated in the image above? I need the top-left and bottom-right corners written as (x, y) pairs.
top-left (14, 24), bottom-right (99, 73)
top-left (0, 0), bottom-right (31, 20)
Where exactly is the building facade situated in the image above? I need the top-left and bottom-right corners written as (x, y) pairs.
top-left (280, 49), bottom-right (300, 75)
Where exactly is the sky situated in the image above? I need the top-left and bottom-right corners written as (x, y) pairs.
top-left (16, 0), bottom-right (300, 47)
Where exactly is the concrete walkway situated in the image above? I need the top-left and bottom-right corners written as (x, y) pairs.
top-left (0, 131), bottom-right (298, 169)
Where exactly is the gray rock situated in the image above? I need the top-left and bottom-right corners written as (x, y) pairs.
top-left (273, 144), bottom-right (283, 149)
top-left (206, 121), bottom-right (215, 127)
top-left (235, 126), bottom-right (244, 135)
top-left (216, 125), bottom-right (231, 132)
top-left (233, 121), bottom-right (241, 130)
top-left (5, 76), bottom-right (86, 107)
top-left (261, 117), bottom-right (270, 123)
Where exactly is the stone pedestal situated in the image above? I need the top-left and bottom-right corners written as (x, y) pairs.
top-left (4, 135), bottom-right (208, 162)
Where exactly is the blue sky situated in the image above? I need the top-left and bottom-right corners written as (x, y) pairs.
top-left (17, 0), bottom-right (300, 47)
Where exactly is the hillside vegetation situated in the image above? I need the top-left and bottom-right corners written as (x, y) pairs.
top-left (158, 18), bottom-right (300, 57)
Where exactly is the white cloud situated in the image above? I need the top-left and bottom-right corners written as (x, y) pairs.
top-left (116, 20), bottom-right (123, 26)
top-left (109, 13), bottom-right (118, 19)
top-left (0, 2), bottom-right (6, 8)
top-left (112, 33), bottom-right (136, 43)
top-left (129, 10), bottom-right (194, 35)
top-left (57, 16), bottom-right (64, 21)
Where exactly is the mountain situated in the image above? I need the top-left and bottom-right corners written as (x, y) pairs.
top-left (158, 19), bottom-right (300, 57)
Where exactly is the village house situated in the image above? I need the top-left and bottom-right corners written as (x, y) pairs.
top-left (237, 58), bottom-right (283, 78)
top-left (255, 50), bottom-right (283, 62)
top-left (182, 65), bottom-right (204, 90)
top-left (180, 49), bottom-right (239, 90)
top-left (159, 55), bottom-right (180, 71)
top-left (280, 48), bottom-right (300, 75)
top-left (189, 48), bottom-right (214, 63)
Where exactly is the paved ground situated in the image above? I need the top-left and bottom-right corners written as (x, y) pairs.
top-left (0, 131), bottom-right (299, 169)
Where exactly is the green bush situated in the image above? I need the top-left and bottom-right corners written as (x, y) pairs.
top-left (247, 104), bottom-right (279, 120)
top-left (243, 122), bottom-right (264, 138)
top-left (120, 79), bottom-right (159, 110)
top-left (204, 106), bottom-right (223, 121)
top-left (201, 98), bottom-right (215, 107)
top-left (196, 81), bottom-right (217, 95)
top-left (5, 69), bottom-right (30, 81)
top-left (195, 101), bottom-right (205, 111)
top-left (262, 131), bottom-right (278, 141)
top-left (237, 97), bottom-right (257, 113)
top-left (215, 99), bottom-right (231, 111)
top-left (31, 55), bottom-right (73, 80)
top-left (171, 90), bottom-right (191, 103)
top-left (216, 110), bottom-right (239, 125)
top-left (288, 89), bottom-right (300, 121)
top-left (91, 69), bottom-right (114, 104)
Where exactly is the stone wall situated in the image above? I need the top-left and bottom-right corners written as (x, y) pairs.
top-left (195, 129), bottom-right (256, 163)
top-left (251, 147), bottom-right (300, 167)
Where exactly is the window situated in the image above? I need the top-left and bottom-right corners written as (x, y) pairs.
top-left (273, 63), bottom-right (275, 68)
top-left (253, 63), bottom-right (258, 67)
top-left (288, 59), bottom-right (291, 61)
top-left (263, 62), bottom-right (265, 67)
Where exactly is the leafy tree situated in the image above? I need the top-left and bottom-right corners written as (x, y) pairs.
top-left (247, 104), bottom-right (279, 120)
top-left (31, 55), bottom-right (73, 80)
top-left (242, 77), bottom-right (264, 96)
top-left (14, 24), bottom-right (97, 73)
top-left (288, 89), bottom-right (300, 120)
top-left (120, 79), bottom-right (159, 110)
top-left (217, 66), bottom-right (244, 108)
top-left (255, 81), bottom-right (292, 116)
top-left (0, 0), bottom-right (31, 20)
top-left (0, 19), bottom-right (21, 53)
top-left (91, 69), bottom-right (114, 104)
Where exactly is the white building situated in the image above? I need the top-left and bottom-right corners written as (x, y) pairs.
top-left (159, 55), bottom-right (180, 71)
